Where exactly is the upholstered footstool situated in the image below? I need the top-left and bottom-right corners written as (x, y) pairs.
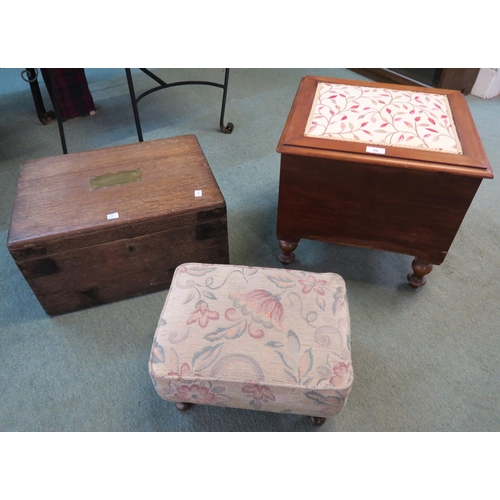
top-left (149, 263), bottom-right (353, 426)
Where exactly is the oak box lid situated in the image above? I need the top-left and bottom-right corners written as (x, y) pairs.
top-left (8, 135), bottom-right (226, 254)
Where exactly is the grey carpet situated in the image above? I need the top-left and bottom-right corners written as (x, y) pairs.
top-left (1, 68), bottom-right (499, 432)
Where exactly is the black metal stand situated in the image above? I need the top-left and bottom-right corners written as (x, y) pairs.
top-left (23, 69), bottom-right (232, 155)
top-left (47, 69), bottom-right (67, 154)
top-left (22, 69), bottom-right (57, 125)
top-left (125, 68), bottom-right (234, 142)
top-left (23, 68), bottom-right (67, 154)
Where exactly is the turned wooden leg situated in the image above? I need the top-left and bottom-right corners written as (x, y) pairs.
top-left (407, 258), bottom-right (433, 288)
top-left (310, 416), bottom-right (326, 426)
top-left (175, 402), bottom-right (192, 411)
top-left (278, 239), bottom-right (299, 265)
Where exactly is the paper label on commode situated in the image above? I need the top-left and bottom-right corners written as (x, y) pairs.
top-left (107, 212), bottom-right (119, 220)
top-left (195, 190), bottom-right (203, 197)
top-left (366, 146), bottom-right (386, 155)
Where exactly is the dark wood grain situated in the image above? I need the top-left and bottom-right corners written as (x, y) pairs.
top-left (8, 135), bottom-right (229, 315)
top-left (277, 153), bottom-right (482, 264)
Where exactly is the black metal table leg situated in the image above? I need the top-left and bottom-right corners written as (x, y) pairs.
top-left (220, 69), bottom-right (234, 134)
top-left (125, 68), bottom-right (234, 141)
top-left (125, 68), bottom-right (144, 142)
top-left (47, 69), bottom-right (68, 154)
top-left (22, 69), bottom-right (56, 125)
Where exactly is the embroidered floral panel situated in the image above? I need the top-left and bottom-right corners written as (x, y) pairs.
top-left (305, 82), bottom-right (463, 154)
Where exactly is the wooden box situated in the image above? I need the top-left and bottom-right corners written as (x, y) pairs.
top-left (276, 76), bottom-right (493, 287)
top-left (7, 135), bottom-right (229, 315)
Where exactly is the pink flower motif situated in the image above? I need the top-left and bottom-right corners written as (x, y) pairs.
top-left (225, 307), bottom-right (241, 321)
top-left (298, 275), bottom-right (327, 295)
top-left (187, 300), bottom-right (219, 328)
top-left (329, 362), bottom-right (351, 386)
top-left (231, 289), bottom-right (284, 330)
top-left (174, 384), bottom-right (218, 404)
top-left (242, 383), bottom-right (276, 401)
top-left (168, 363), bottom-right (201, 378)
top-left (248, 322), bottom-right (264, 339)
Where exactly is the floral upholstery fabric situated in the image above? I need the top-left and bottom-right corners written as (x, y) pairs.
top-left (305, 82), bottom-right (462, 154)
top-left (149, 263), bottom-right (353, 418)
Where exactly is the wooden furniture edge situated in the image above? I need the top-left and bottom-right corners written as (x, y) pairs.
top-left (277, 75), bottom-right (493, 179)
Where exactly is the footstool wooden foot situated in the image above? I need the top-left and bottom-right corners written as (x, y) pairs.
top-left (175, 402), bottom-right (192, 412)
top-left (407, 258), bottom-right (433, 288)
top-left (310, 416), bottom-right (326, 426)
top-left (150, 263), bottom-right (353, 426)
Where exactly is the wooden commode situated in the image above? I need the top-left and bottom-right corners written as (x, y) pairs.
top-left (276, 76), bottom-right (494, 287)
top-left (7, 135), bottom-right (229, 315)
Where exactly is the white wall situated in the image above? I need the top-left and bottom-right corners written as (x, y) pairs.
top-left (471, 68), bottom-right (500, 98)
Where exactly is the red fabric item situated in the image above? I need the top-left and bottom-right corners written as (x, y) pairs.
top-left (41, 69), bottom-right (96, 120)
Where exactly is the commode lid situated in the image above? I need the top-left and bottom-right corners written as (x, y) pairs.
top-left (277, 76), bottom-right (493, 179)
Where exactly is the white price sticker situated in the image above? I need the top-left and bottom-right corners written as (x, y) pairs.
top-left (194, 190), bottom-right (203, 197)
top-left (366, 146), bottom-right (386, 155)
top-left (107, 212), bottom-right (119, 220)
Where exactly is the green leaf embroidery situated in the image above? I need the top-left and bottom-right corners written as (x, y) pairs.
top-left (152, 342), bottom-right (165, 364)
top-left (284, 369), bottom-right (298, 384)
top-left (192, 344), bottom-right (223, 372)
top-left (286, 330), bottom-right (301, 354)
top-left (267, 275), bottom-right (297, 289)
top-left (316, 295), bottom-right (326, 311)
top-left (204, 320), bottom-right (247, 341)
top-left (183, 291), bottom-right (195, 305)
top-left (266, 341), bottom-right (284, 348)
top-left (276, 350), bottom-right (295, 371)
top-left (299, 348), bottom-right (313, 379)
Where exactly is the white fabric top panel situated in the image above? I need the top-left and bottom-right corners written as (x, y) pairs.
top-left (305, 82), bottom-right (463, 154)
